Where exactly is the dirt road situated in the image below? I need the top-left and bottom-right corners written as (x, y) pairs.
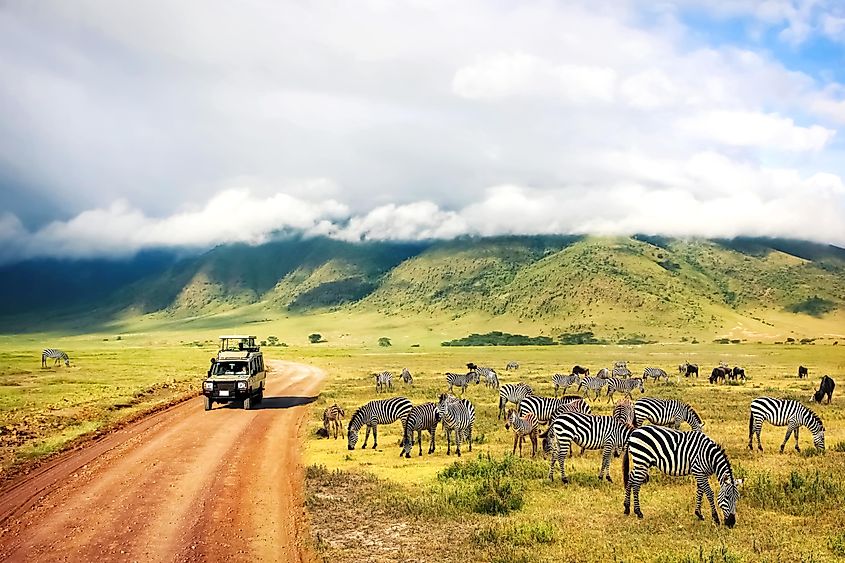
top-left (0, 360), bottom-right (325, 563)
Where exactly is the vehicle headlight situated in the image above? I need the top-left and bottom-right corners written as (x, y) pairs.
top-left (237, 381), bottom-right (247, 390)
top-left (203, 381), bottom-right (214, 391)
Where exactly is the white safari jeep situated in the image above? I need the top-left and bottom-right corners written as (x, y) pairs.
top-left (202, 335), bottom-right (266, 410)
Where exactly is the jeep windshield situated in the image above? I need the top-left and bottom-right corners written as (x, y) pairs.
top-left (212, 361), bottom-right (249, 376)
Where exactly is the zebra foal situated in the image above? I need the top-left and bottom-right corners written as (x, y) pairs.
top-left (374, 371), bottom-right (393, 393)
top-left (504, 408), bottom-right (539, 457)
top-left (322, 404), bottom-right (345, 439)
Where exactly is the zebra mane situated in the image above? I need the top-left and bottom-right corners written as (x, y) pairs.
top-left (686, 404), bottom-right (702, 424)
top-left (710, 440), bottom-right (734, 482)
top-left (802, 405), bottom-right (825, 430)
top-left (348, 407), bottom-right (367, 431)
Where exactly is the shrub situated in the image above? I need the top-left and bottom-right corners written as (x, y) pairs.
top-left (442, 331), bottom-right (556, 346)
top-left (378, 337), bottom-right (391, 347)
top-left (308, 333), bottom-right (324, 344)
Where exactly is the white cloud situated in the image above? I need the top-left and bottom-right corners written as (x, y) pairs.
top-left (677, 111), bottom-right (835, 151)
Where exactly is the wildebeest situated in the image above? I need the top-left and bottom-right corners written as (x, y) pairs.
top-left (798, 366), bottom-right (808, 379)
top-left (728, 367), bottom-right (746, 382)
top-left (812, 376), bottom-right (835, 404)
top-left (682, 363), bottom-right (699, 378)
top-left (572, 365), bottom-right (590, 376)
top-left (709, 367), bottom-right (730, 384)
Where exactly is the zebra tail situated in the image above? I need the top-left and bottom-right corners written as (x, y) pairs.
top-left (622, 446), bottom-right (630, 488)
top-left (748, 410), bottom-right (753, 439)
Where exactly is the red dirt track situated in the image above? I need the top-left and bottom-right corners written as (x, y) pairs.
top-left (0, 360), bottom-right (325, 562)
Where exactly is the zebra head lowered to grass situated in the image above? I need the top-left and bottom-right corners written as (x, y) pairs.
top-left (399, 368), bottom-right (413, 385)
top-left (577, 375), bottom-right (608, 399)
top-left (748, 397), bottom-right (825, 453)
top-left (634, 397), bottom-right (703, 431)
top-left (41, 349), bottom-right (69, 368)
top-left (347, 397), bottom-right (412, 451)
top-left (623, 425), bottom-right (742, 527)
top-left (643, 367), bottom-right (668, 382)
top-left (436, 393), bottom-right (475, 457)
top-left (400, 402), bottom-right (440, 458)
top-left (473, 366), bottom-right (499, 389)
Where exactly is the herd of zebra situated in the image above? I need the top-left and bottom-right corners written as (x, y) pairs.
top-left (321, 359), bottom-right (837, 526)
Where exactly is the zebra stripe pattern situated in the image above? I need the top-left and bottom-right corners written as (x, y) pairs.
top-left (552, 373), bottom-right (580, 397)
top-left (613, 399), bottom-right (635, 429)
top-left (41, 348), bottom-right (69, 368)
top-left (506, 361), bottom-right (520, 370)
top-left (476, 367), bottom-right (499, 389)
top-left (322, 404), bottom-right (346, 439)
top-left (748, 397), bottom-right (825, 453)
top-left (504, 408), bottom-right (539, 457)
top-left (623, 425), bottom-right (740, 526)
top-left (642, 367), bottom-right (668, 382)
top-left (498, 383), bottom-right (534, 419)
top-left (401, 402), bottom-right (440, 458)
top-left (577, 375), bottom-right (608, 399)
top-left (437, 393), bottom-right (475, 457)
top-left (606, 377), bottom-right (645, 402)
top-left (612, 366), bottom-right (632, 378)
top-left (544, 412), bottom-right (632, 483)
top-left (347, 397), bottom-right (413, 450)
top-left (445, 371), bottom-right (480, 394)
top-left (400, 368), bottom-right (414, 385)
top-left (374, 371), bottom-right (393, 393)
top-left (634, 398), bottom-right (703, 431)
top-left (518, 395), bottom-right (589, 424)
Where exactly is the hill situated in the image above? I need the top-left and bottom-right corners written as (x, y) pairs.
top-left (1, 235), bottom-right (843, 341)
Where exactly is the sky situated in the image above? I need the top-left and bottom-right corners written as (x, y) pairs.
top-left (1, 0), bottom-right (845, 263)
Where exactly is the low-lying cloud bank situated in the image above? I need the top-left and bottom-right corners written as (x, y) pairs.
top-left (2, 168), bottom-right (843, 264)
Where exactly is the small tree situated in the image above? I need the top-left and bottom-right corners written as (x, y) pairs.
top-left (267, 336), bottom-right (279, 346)
top-left (378, 337), bottom-right (392, 347)
top-left (308, 333), bottom-right (323, 344)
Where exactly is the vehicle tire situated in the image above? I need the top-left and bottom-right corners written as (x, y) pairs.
top-left (204, 396), bottom-right (213, 411)
top-left (256, 389), bottom-right (264, 404)
top-left (243, 395), bottom-right (252, 410)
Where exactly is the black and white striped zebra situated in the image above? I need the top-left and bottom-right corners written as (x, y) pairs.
top-left (400, 402), bottom-right (440, 458)
top-left (322, 404), bottom-right (346, 439)
top-left (748, 397), bottom-right (825, 453)
top-left (504, 408), bottom-right (539, 457)
top-left (543, 412), bottom-right (632, 483)
top-left (506, 361), bottom-right (520, 371)
top-left (613, 399), bottom-right (635, 429)
top-left (634, 398), bottom-right (703, 431)
top-left (445, 371), bottom-right (480, 394)
top-left (347, 397), bottom-right (412, 450)
top-left (498, 382), bottom-right (534, 419)
top-left (577, 375), bottom-right (608, 399)
top-left (552, 373), bottom-right (580, 397)
top-left (623, 425), bottom-right (741, 526)
top-left (606, 377), bottom-right (645, 402)
top-left (612, 366), bottom-right (632, 378)
top-left (476, 367), bottom-right (499, 388)
top-left (642, 367), bottom-right (668, 382)
top-left (399, 368), bottom-right (414, 385)
top-left (436, 393), bottom-right (475, 457)
top-left (374, 371), bottom-right (393, 393)
top-left (518, 395), bottom-right (591, 424)
top-left (41, 348), bottom-right (69, 368)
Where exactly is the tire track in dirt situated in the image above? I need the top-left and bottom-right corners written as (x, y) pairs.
top-left (0, 360), bottom-right (325, 563)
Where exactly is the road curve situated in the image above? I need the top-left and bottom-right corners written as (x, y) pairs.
top-left (0, 360), bottom-right (325, 563)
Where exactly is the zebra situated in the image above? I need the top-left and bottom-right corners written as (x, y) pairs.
top-left (347, 397), bottom-right (413, 450)
top-left (374, 371), bottom-right (393, 393)
top-left (577, 375), bottom-right (608, 399)
top-left (518, 395), bottom-right (590, 425)
top-left (399, 368), bottom-right (414, 385)
top-left (748, 397), bottom-right (825, 453)
top-left (400, 402), bottom-right (440, 458)
top-left (506, 361), bottom-right (520, 371)
top-left (623, 425), bottom-right (741, 526)
top-left (436, 393), bottom-right (475, 456)
top-left (634, 397), bottom-right (703, 431)
top-left (613, 399), bottom-right (635, 429)
top-left (476, 366), bottom-right (499, 388)
top-left (642, 367), bottom-right (668, 382)
top-left (504, 408), bottom-right (539, 457)
top-left (498, 382), bottom-right (534, 419)
top-left (552, 373), bottom-right (580, 397)
top-left (614, 360), bottom-right (628, 368)
top-left (612, 366), bottom-right (632, 378)
top-left (595, 368), bottom-right (611, 379)
top-left (606, 377), bottom-right (645, 402)
top-left (445, 371), bottom-right (479, 394)
top-left (322, 404), bottom-right (346, 439)
top-left (543, 412), bottom-right (632, 483)
top-left (41, 349), bottom-right (69, 368)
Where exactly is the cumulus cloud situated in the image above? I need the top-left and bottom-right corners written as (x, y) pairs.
top-left (677, 111), bottom-right (835, 151)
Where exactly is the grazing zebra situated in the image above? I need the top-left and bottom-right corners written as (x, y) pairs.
top-left (400, 402), bottom-right (440, 458)
top-left (437, 393), bottom-right (475, 457)
top-left (498, 382), bottom-right (534, 419)
top-left (642, 367), bottom-right (668, 382)
top-left (605, 377), bottom-right (645, 402)
top-left (445, 371), bottom-right (480, 394)
top-left (748, 397), bottom-right (825, 453)
top-left (476, 366), bottom-right (499, 389)
top-left (552, 373), bottom-right (580, 397)
top-left (519, 395), bottom-right (590, 424)
top-left (322, 404), bottom-right (346, 439)
top-left (613, 399), bottom-right (635, 428)
top-left (504, 408), bottom-right (539, 457)
top-left (399, 368), bottom-right (414, 385)
top-left (578, 375), bottom-right (608, 399)
top-left (623, 425), bottom-right (741, 526)
top-left (543, 412), bottom-right (632, 483)
top-left (347, 397), bottom-right (413, 450)
top-left (634, 398), bottom-right (703, 431)
top-left (374, 371), bottom-right (393, 393)
top-left (612, 366), bottom-right (632, 378)
top-left (41, 349), bottom-right (69, 368)
top-left (506, 361), bottom-right (520, 371)
top-left (595, 367), bottom-right (611, 379)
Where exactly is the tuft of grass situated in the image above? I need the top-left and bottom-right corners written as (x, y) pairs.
top-left (831, 441), bottom-right (845, 453)
top-left (438, 453), bottom-right (546, 481)
top-left (654, 545), bottom-right (741, 563)
top-left (829, 532), bottom-right (845, 557)
top-left (744, 469), bottom-right (845, 515)
top-left (472, 521), bottom-right (555, 546)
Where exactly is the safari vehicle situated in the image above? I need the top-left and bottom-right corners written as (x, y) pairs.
top-left (202, 335), bottom-right (266, 411)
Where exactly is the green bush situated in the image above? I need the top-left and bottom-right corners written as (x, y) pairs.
top-left (442, 331), bottom-right (556, 346)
